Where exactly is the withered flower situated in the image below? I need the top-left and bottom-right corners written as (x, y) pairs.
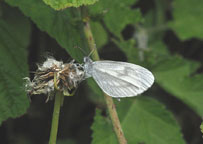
top-left (24, 58), bottom-right (85, 102)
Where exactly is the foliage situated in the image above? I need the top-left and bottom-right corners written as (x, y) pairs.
top-left (5, 0), bottom-right (89, 62)
top-left (43, 0), bottom-right (98, 10)
top-left (0, 0), bottom-right (203, 143)
top-left (153, 57), bottom-right (203, 116)
top-left (57, 139), bottom-right (76, 144)
top-left (169, 0), bottom-right (203, 40)
top-left (88, 0), bottom-right (142, 38)
top-left (92, 97), bottom-right (185, 144)
top-left (0, 4), bottom-right (30, 125)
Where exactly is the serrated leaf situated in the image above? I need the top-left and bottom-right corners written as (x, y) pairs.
top-left (88, 0), bottom-right (142, 38)
top-left (92, 97), bottom-right (185, 144)
top-left (153, 56), bottom-right (203, 115)
top-left (0, 4), bottom-right (30, 124)
top-left (5, 0), bottom-right (89, 62)
top-left (169, 0), bottom-right (203, 40)
top-left (43, 0), bottom-right (98, 10)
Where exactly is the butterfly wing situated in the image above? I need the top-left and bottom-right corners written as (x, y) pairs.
top-left (91, 60), bottom-right (154, 97)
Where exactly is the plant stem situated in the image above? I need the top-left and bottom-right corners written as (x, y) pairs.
top-left (83, 12), bottom-right (127, 144)
top-left (104, 94), bottom-right (127, 144)
top-left (49, 92), bottom-right (63, 144)
top-left (154, 0), bottom-right (165, 26)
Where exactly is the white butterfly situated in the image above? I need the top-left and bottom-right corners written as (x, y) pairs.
top-left (83, 57), bottom-right (154, 98)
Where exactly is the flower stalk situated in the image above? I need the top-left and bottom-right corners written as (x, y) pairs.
top-left (49, 91), bottom-right (63, 144)
top-left (83, 9), bottom-right (127, 144)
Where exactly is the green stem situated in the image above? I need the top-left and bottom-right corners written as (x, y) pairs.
top-left (83, 9), bottom-right (127, 144)
top-left (154, 0), bottom-right (165, 26)
top-left (49, 92), bottom-right (63, 144)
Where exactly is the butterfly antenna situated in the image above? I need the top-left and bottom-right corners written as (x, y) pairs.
top-left (87, 45), bottom-right (96, 58)
top-left (74, 46), bottom-right (87, 56)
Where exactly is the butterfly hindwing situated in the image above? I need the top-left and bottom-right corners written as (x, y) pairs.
top-left (91, 61), bottom-right (154, 97)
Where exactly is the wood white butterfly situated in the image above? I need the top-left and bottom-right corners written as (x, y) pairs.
top-left (83, 57), bottom-right (154, 98)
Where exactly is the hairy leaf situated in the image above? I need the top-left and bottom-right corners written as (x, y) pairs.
top-left (153, 56), bottom-right (203, 115)
top-left (88, 0), bottom-right (142, 38)
top-left (43, 0), bottom-right (98, 10)
top-left (5, 0), bottom-right (88, 62)
top-left (92, 97), bottom-right (185, 144)
top-left (169, 0), bottom-right (203, 40)
top-left (0, 4), bottom-right (30, 124)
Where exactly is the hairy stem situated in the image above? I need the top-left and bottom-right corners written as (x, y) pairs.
top-left (83, 10), bottom-right (127, 144)
top-left (49, 92), bottom-right (63, 144)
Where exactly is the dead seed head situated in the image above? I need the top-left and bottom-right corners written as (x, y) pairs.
top-left (24, 58), bottom-right (85, 101)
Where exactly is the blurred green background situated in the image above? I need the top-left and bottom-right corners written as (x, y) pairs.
top-left (0, 0), bottom-right (203, 144)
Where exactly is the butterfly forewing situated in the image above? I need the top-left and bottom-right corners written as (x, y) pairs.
top-left (91, 61), bottom-right (154, 97)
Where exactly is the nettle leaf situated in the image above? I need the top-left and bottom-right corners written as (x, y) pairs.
top-left (90, 21), bottom-right (108, 49)
top-left (169, 0), bottom-right (203, 40)
top-left (92, 97), bottom-right (185, 144)
top-left (5, 0), bottom-right (88, 62)
top-left (88, 0), bottom-right (142, 38)
top-left (43, 0), bottom-right (98, 10)
top-left (153, 56), bottom-right (203, 115)
top-left (0, 4), bottom-right (31, 124)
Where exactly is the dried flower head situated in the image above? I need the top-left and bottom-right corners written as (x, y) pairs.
top-left (24, 58), bottom-right (85, 101)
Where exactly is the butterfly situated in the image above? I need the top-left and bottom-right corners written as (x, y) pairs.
top-left (83, 57), bottom-right (154, 98)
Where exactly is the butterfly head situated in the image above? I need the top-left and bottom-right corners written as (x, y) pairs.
top-left (84, 57), bottom-right (93, 63)
top-left (83, 57), bottom-right (93, 78)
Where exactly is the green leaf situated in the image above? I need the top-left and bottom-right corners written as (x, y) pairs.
top-left (201, 122), bottom-right (203, 135)
top-left (87, 78), bottom-right (105, 105)
top-left (0, 4), bottom-right (31, 124)
top-left (5, 0), bottom-right (88, 62)
top-left (153, 56), bottom-right (203, 115)
top-left (114, 39), bottom-right (138, 63)
top-left (57, 139), bottom-right (76, 144)
top-left (169, 0), bottom-right (203, 40)
top-left (90, 21), bottom-right (108, 49)
top-left (88, 0), bottom-right (142, 38)
top-left (92, 97), bottom-right (185, 144)
top-left (145, 40), bottom-right (170, 66)
top-left (43, 0), bottom-right (98, 10)
top-left (114, 27), bottom-right (170, 66)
